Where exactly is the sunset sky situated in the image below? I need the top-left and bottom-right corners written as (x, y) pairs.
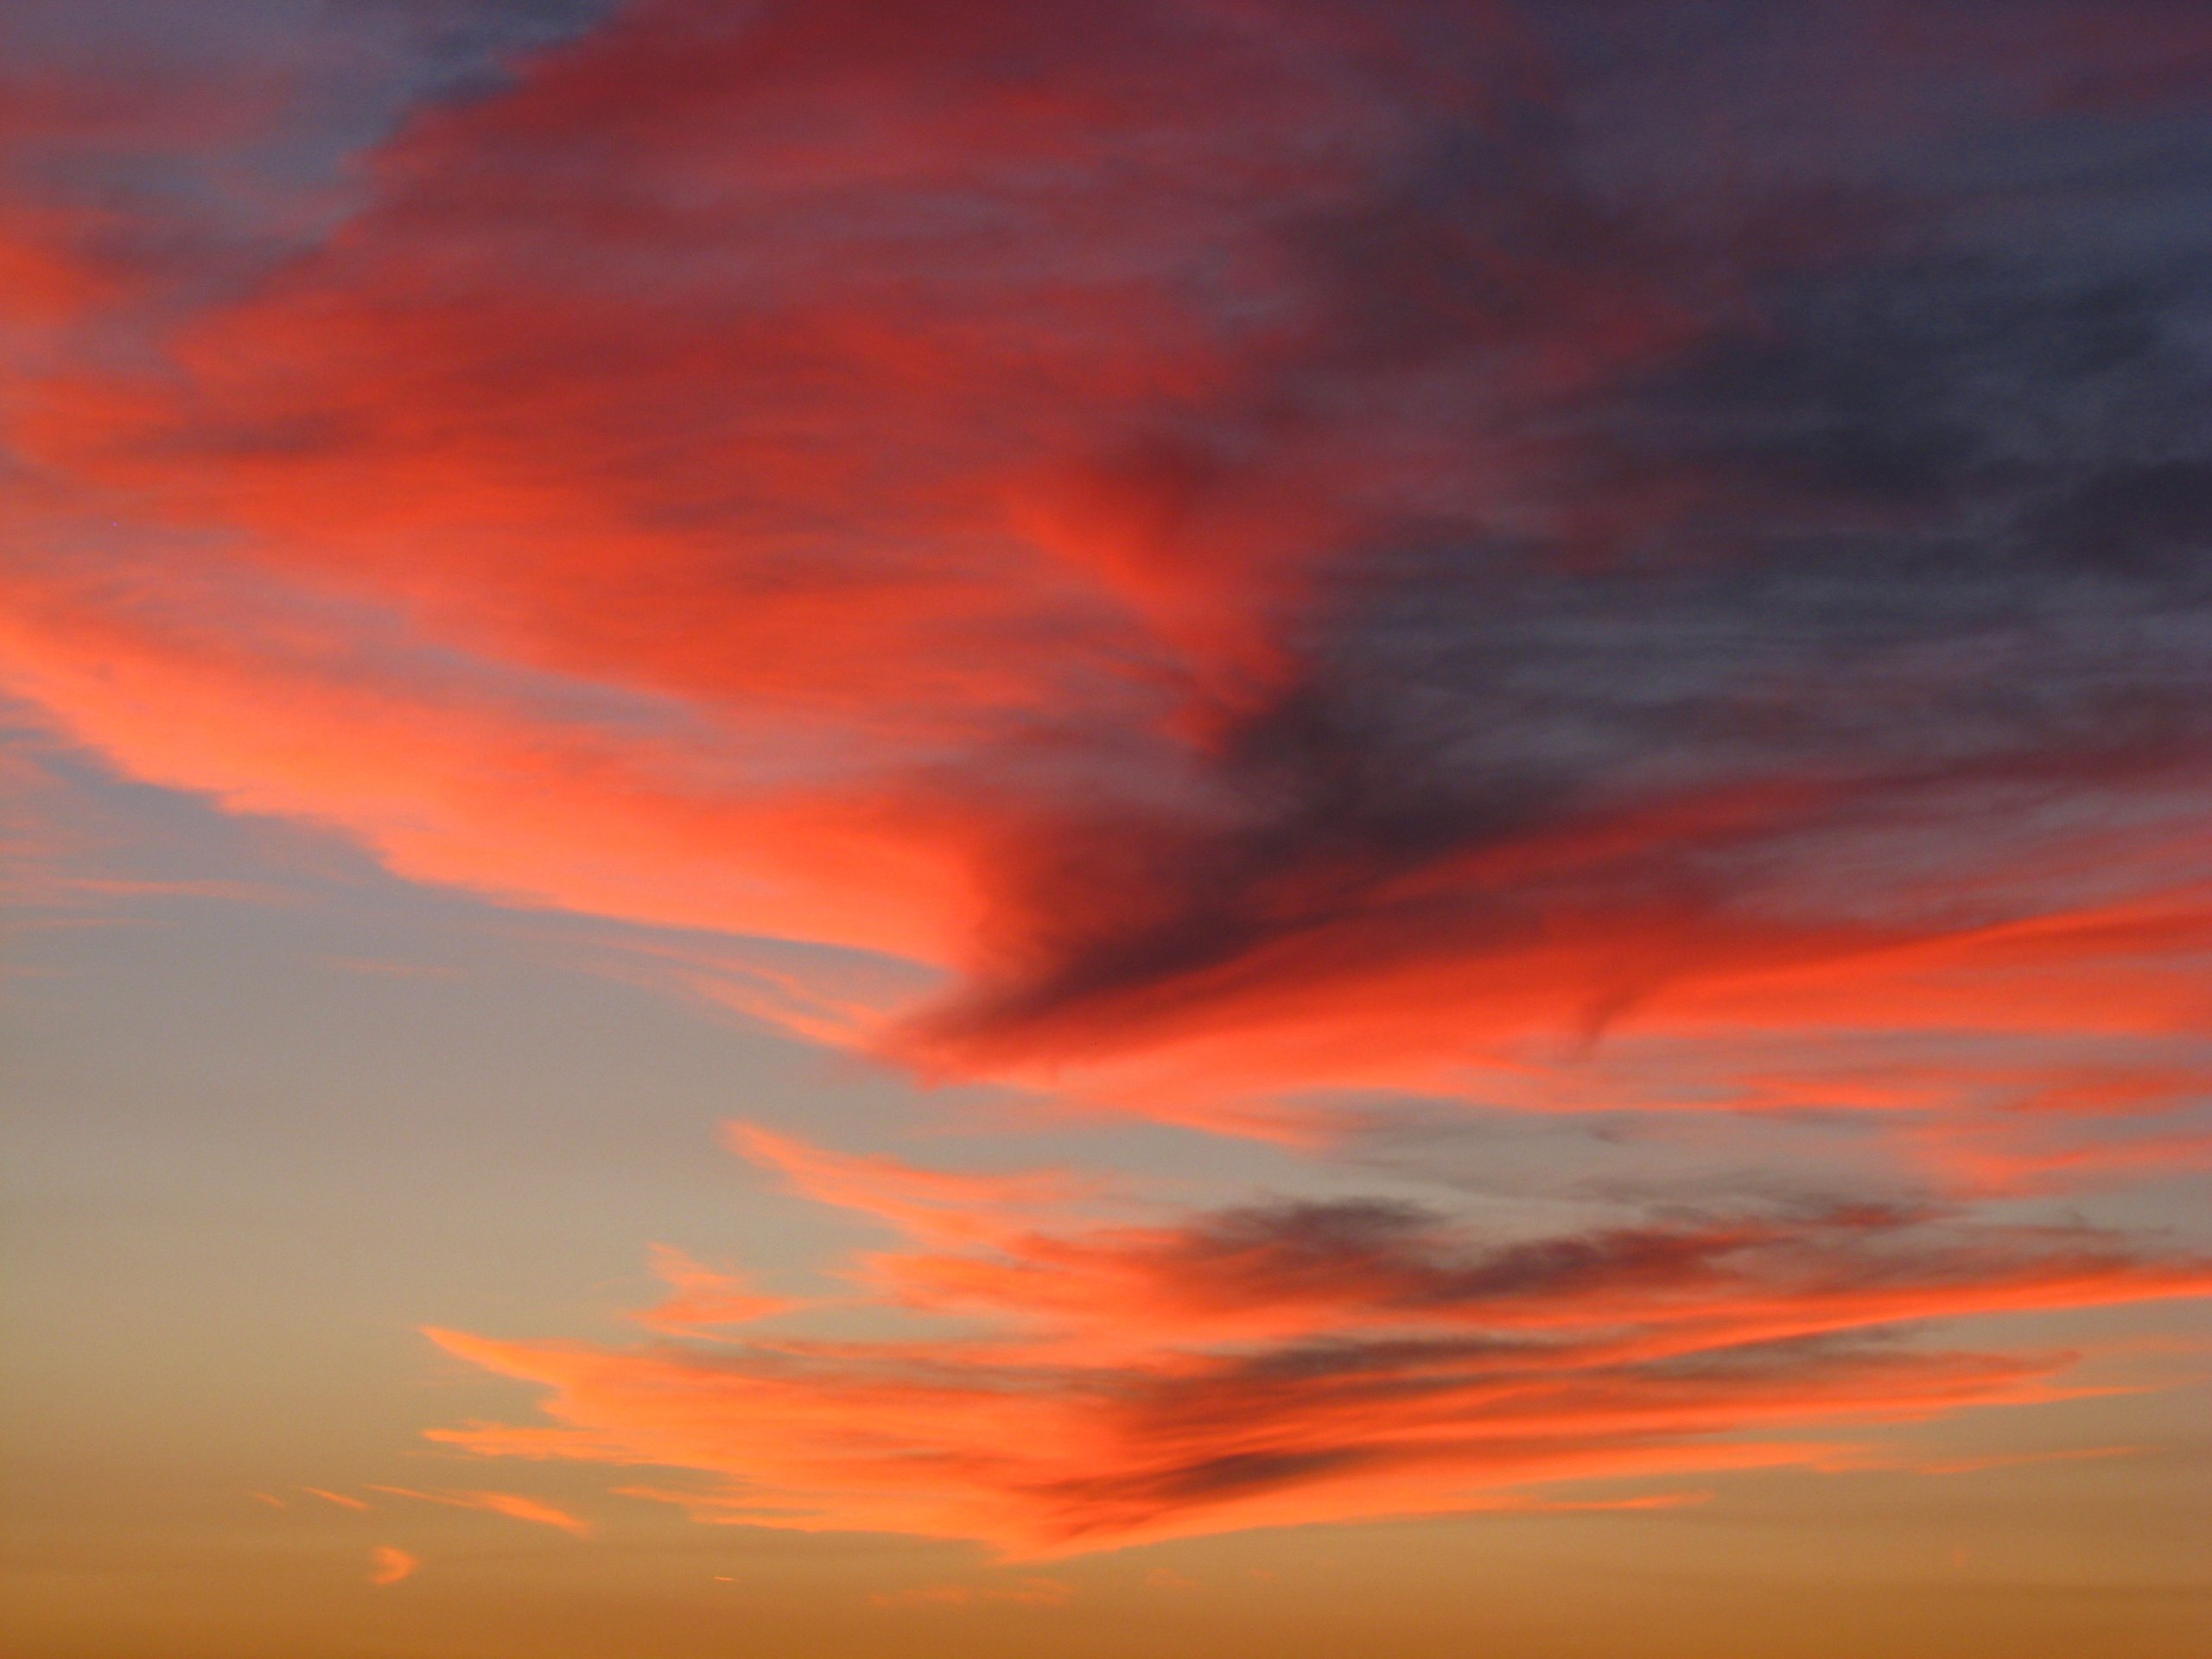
top-left (4, 3), bottom-right (2210, 1656)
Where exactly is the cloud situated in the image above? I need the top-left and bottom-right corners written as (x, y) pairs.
top-left (421, 1127), bottom-right (2212, 1557)
top-left (369, 1485), bottom-right (593, 1536)
top-left (368, 1545), bottom-right (419, 1586)
top-left (9, 0), bottom-right (2211, 1557)
top-left (3, 0), bottom-right (2209, 1134)
top-left (721, 1122), bottom-right (1091, 1245)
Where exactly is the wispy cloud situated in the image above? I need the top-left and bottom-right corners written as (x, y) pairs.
top-left (369, 1485), bottom-right (592, 1536)
top-left (628, 1244), bottom-right (796, 1338)
top-left (423, 1127), bottom-right (2212, 1557)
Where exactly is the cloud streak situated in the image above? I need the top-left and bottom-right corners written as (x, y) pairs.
top-left (422, 1127), bottom-right (2212, 1556)
top-left (369, 1486), bottom-right (593, 1536)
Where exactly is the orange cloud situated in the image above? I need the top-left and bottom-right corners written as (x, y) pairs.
top-left (368, 1545), bottom-right (418, 1586)
top-left (369, 1486), bottom-right (592, 1537)
top-left (721, 1122), bottom-right (1091, 1246)
top-left (422, 1128), bottom-right (2212, 1557)
top-left (9, 0), bottom-right (2202, 1601)
top-left (7, 0), bottom-right (2208, 1139)
top-left (630, 1245), bottom-right (798, 1337)
top-left (9, 0), bottom-right (2212, 1561)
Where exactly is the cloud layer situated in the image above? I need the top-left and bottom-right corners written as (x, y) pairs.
top-left (6, 0), bottom-right (2209, 1557)
top-left (8, 0), bottom-right (2210, 1116)
top-left (423, 1126), bottom-right (2211, 1555)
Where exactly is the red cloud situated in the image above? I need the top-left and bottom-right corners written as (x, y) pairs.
top-left (422, 1128), bottom-right (2212, 1557)
top-left (11, 0), bottom-right (2208, 1571)
top-left (7, 0), bottom-right (2210, 1130)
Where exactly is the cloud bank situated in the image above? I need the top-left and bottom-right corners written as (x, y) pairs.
top-left (8, 0), bottom-right (2209, 1111)
top-left (6, 0), bottom-right (2209, 1554)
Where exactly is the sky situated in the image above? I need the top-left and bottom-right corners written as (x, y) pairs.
top-left (3, 2), bottom-right (2209, 1656)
